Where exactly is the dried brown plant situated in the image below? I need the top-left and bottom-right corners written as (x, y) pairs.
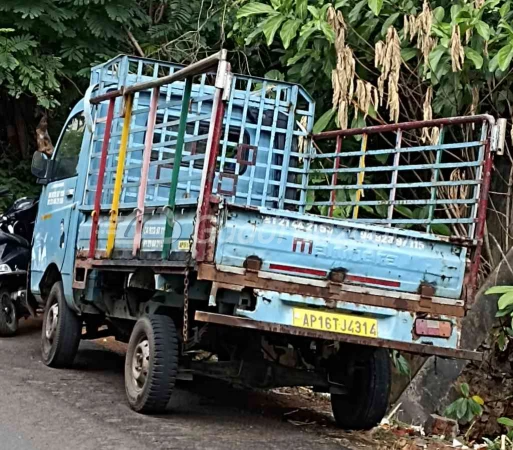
top-left (376, 26), bottom-right (401, 122)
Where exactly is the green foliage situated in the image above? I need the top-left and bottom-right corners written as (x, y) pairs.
top-left (0, 29), bottom-right (60, 108)
top-left (233, 0), bottom-right (337, 113)
top-left (233, 0), bottom-right (513, 128)
top-left (444, 383), bottom-right (484, 424)
top-left (498, 417), bottom-right (513, 427)
top-left (0, 157), bottom-right (40, 212)
top-left (0, 0), bottom-right (225, 110)
top-left (312, 108), bottom-right (336, 133)
top-left (229, 0), bottom-right (513, 234)
top-left (391, 350), bottom-right (410, 377)
top-left (0, 0), bottom-right (230, 203)
top-left (0, 0), bottom-right (147, 108)
top-left (5, 0), bottom-right (513, 217)
top-left (483, 418), bottom-right (513, 448)
top-left (486, 285), bottom-right (513, 351)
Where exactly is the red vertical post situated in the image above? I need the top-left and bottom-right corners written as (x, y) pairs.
top-left (328, 136), bottom-right (342, 218)
top-left (468, 125), bottom-right (494, 305)
top-left (88, 98), bottom-right (115, 259)
top-left (133, 87), bottom-right (159, 256)
top-left (195, 96), bottom-right (225, 262)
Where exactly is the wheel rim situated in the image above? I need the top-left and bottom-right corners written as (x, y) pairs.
top-left (1, 292), bottom-right (15, 326)
top-left (131, 338), bottom-right (150, 393)
top-left (43, 302), bottom-right (59, 354)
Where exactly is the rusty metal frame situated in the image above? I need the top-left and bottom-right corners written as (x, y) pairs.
top-left (194, 311), bottom-right (482, 361)
top-left (197, 264), bottom-right (465, 317)
top-left (193, 69), bottom-right (227, 263)
top-left (75, 256), bottom-right (188, 274)
top-left (236, 143), bottom-right (258, 166)
top-left (313, 115), bottom-right (495, 140)
top-left (217, 173), bottom-right (238, 196)
top-left (468, 134), bottom-right (494, 304)
top-left (88, 97), bottom-right (116, 258)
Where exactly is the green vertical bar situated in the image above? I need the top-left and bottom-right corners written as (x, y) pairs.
top-left (162, 77), bottom-right (193, 259)
top-left (426, 126), bottom-right (445, 233)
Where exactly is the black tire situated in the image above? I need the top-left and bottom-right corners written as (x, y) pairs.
top-left (41, 281), bottom-right (82, 368)
top-left (331, 347), bottom-right (391, 430)
top-left (125, 315), bottom-right (179, 414)
top-left (0, 289), bottom-right (18, 337)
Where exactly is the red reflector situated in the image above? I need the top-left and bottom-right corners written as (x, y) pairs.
top-left (269, 264), bottom-right (327, 277)
top-left (345, 275), bottom-right (401, 288)
top-left (415, 319), bottom-right (452, 338)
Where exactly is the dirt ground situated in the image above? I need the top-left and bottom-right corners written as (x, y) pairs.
top-left (455, 328), bottom-right (513, 441)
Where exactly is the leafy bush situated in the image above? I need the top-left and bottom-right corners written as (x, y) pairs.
top-left (391, 350), bottom-right (410, 377)
top-left (483, 417), bottom-right (513, 448)
top-left (0, 157), bottom-right (40, 213)
top-left (233, 0), bottom-right (513, 130)
top-left (486, 285), bottom-right (513, 351)
top-left (445, 383), bottom-right (484, 423)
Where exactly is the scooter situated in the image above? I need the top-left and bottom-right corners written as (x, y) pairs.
top-left (0, 188), bottom-right (39, 336)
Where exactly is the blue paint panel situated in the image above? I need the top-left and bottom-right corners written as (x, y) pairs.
top-left (215, 207), bottom-right (466, 299)
top-left (76, 208), bottom-right (196, 256)
top-left (31, 100), bottom-right (88, 301)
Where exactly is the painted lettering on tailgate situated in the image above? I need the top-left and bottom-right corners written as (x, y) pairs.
top-left (263, 216), bottom-right (333, 235)
top-left (292, 237), bottom-right (313, 254)
top-left (142, 239), bottom-right (163, 249)
top-left (262, 216), bottom-right (425, 252)
top-left (144, 226), bottom-right (165, 235)
top-left (313, 244), bottom-right (398, 267)
top-left (360, 230), bottom-right (425, 250)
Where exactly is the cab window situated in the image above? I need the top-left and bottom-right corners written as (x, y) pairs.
top-left (52, 112), bottom-right (86, 180)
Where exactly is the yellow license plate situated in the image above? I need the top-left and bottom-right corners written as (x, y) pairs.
top-left (292, 308), bottom-right (378, 338)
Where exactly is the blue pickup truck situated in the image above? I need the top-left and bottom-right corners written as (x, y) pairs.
top-left (27, 51), bottom-right (502, 429)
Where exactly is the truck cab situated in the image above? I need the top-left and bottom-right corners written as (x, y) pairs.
top-left (31, 101), bottom-right (86, 308)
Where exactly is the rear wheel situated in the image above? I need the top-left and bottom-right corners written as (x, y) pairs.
top-left (41, 281), bottom-right (82, 368)
top-left (125, 315), bottom-right (179, 413)
top-left (330, 347), bottom-right (391, 430)
top-left (0, 289), bottom-right (18, 336)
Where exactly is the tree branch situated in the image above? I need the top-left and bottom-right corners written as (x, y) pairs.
top-left (125, 27), bottom-right (145, 57)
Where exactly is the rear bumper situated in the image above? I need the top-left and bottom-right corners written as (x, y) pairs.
top-left (197, 264), bottom-right (480, 361)
top-left (198, 264), bottom-right (466, 317)
top-left (195, 310), bottom-right (481, 362)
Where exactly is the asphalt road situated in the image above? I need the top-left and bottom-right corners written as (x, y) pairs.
top-left (0, 318), bottom-right (351, 450)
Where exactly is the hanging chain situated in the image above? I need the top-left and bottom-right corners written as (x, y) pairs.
top-left (182, 213), bottom-right (196, 343)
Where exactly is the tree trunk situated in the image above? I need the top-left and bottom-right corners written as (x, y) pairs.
top-left (13, 100), bottom-right (28, 159)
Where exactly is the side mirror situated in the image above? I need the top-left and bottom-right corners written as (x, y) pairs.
top-left (31, 151), bottom-right (49, 182)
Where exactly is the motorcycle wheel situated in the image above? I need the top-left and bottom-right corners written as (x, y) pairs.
top-left (0, 289), bottom-right (18, 336)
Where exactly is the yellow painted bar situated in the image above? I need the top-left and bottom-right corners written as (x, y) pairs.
top-left (352, 133), bottom-right (368, 220)
top-left (106, 94), bottom-right (133, 257)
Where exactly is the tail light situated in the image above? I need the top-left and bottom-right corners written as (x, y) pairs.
top-left (414, 319), bottom-right (452, 338)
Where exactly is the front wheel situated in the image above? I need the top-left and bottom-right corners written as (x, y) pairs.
top-left (330, 347), bottom-right (391, 430)
top-left (0, 289), bottom-right (18, 336)
top-left (41, 281), bottom-right (82, 368)
top-left (125, 315), bottom-right (179, 414)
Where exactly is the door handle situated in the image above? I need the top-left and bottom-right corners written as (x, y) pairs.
top-left (66, 189), bottom-right (75, 198)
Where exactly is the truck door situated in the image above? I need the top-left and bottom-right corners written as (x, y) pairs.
top-left (32, 109), bottom-right (85, 277)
